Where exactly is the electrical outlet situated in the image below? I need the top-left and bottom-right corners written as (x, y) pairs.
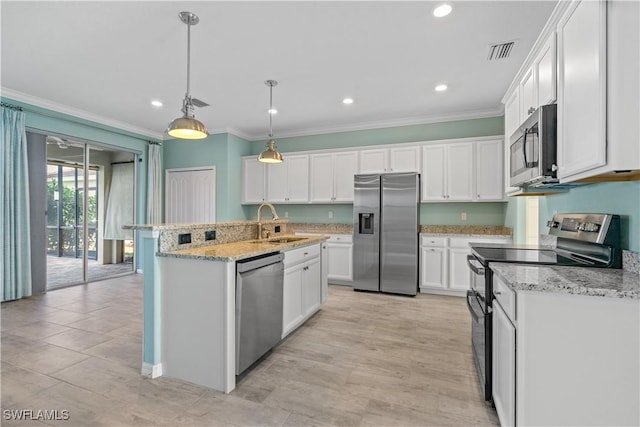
top-left (284, 211), bottom-right (289, 218)
top-left (178, 233), bottom-right (192, 244)
top-left (328, 211), bottom-right (334, 219)
top-left (461, 212), bottom-right (467, 221)
top-left (205, 230), bottom-right (216, 241)
top-left (275, 225), bottom-right (281, 233)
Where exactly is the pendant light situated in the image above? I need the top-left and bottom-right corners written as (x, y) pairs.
top-left (166, 12), bottom-right (209, 140)
top-left (258, 80), bottom-right (284, 163)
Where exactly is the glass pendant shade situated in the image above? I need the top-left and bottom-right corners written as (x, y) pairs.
top-left (167, 116), bottom-right (208, 139)
top-left (258, 139), bottom-right (284, 163)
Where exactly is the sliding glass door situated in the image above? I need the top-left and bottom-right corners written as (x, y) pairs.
top-left (46, 139), bottom-right (136, 289)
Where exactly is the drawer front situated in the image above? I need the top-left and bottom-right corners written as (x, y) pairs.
top-left (493, 275), bottom-right (516, 322)
top-left (420, 236), bottom-right (448, 247)
top-left (284, 243), bottom-right (321, 267)
top-left (327, 234), bottom-right (353, 244)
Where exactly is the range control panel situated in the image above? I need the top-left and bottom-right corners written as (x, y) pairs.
top-left (547, 213), bottom-right (618, 244)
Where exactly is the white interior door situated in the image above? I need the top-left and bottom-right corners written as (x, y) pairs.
top-left (165, 167), bottom-right (216, 223)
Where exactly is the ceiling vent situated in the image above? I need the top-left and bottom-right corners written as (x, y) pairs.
top-left (487, 41), bottom-right (516, 61)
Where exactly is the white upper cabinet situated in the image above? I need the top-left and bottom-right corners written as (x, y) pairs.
top-left (475, 139), bottom-right (504, 201)
top-left (241, 157), bottom-right (266, 204)
top-left (359, 145), bottom-right (421, 174)
top-left (422, 143), bottom-right (473, 202)
top-left (388, 146), bottom-right (421, 173)
top-left (557, 0), bottom-right (607, 180)
top-left (266, 154), bottom-right (309, 203)
top-left (503, 0), bottom-right (639, 183)
top-left (359, 149), bottom-right (388, 174)
top-left (536, 32), bottom-right (557, 107)
top-left (333, 151), bottom-right (358, 201)
top-left (520, 67), bottom-right (536, 120)
top-left (310, 151), bottom-right (357, 203)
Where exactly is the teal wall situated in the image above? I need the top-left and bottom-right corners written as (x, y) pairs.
top-left (163, 133), bottom-right (253, 222)
top-left (245, 116), bottom-right (508, 226)
top-left (251, 116), bottom-right (505, 154)
top-left (539, 181), bottom-right (640, 251)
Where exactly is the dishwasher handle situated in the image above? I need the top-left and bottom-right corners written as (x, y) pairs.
top-left (236, 252), bottom-right (284, 273)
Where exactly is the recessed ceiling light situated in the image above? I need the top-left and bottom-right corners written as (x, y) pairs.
top-left (268, 108), bottom-right (278, 115)
top-left (342, 97), bottom-right (354, 105)
top-left (435, 84), bottom-right (448, 92)
top-left (151, 100), bottom-right (163, 107)
top-left (433, 3), bottom-right (453, 18)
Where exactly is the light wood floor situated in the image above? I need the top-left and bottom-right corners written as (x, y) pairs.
top-left (1, 275), bottom-right (499, 426)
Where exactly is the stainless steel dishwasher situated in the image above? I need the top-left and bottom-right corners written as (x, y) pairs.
top-left (235, 252), bottom-right (284, 375)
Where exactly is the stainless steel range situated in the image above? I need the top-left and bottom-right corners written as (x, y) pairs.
top-left (466, 213), bottom-right (622, 401)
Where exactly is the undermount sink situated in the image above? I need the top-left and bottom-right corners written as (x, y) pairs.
top-left (249, 236), bottom-right (309, 244)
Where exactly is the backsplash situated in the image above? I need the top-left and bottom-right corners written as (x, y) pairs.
top-left (623, 251), bottom-right (640, 274)
top-left (158, 220), bottom-right (289, 252)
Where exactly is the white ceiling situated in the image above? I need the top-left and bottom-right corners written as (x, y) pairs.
top-left (1, 1), bottom-right (557, 141)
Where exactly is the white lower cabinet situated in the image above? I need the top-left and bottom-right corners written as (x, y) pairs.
top-left (296, 233), bottom-right (353, 284)
top-left (493, 286), bottom-right (516, 427)
top-left (282, 244), bottom-right (322, 338)
top-left (491, 273), bottom-right (639, 427)
top-left (419, 235), bottom-right (511, 295)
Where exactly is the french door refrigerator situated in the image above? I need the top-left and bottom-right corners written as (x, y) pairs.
top-left (353, 173), bottom-right (419, 296)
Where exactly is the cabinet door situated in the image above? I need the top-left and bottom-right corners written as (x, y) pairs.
top-left (536, 32), bottom-right (556, 106)
top-left (310, 153), bottom-right (334, 202)
top-left (448, 247), bottom-right (471, 291)
top-left (286, 155), bottom-right (310, 202)
top-left (302, 259), bottom-right (321, 316)
top-left (282, 265), bottom-right (304, 338)
top-left (503, 90), bottom-right (521, 196)
top-left (476, 140), bottom-right (504, 201)
top-left (327, 243), bottom-right (353, 281)
top-left (557, 0), bottom-right (607, 180)
top-left (242, 157), bottom-right (265, 204)
top-left (359, 149), bottom-right (388, 173)
top-left (520, 67), bottom-right (536, 120)
top-left (422, 145), bottom-right (446, 201)
top-left (389, 146), bottom-right (421, 173)
top-left (493, 301), bottom-right (516, 427)
top-left (333, 151), bottom-right (358, 202)
top-left (266, 163), bottom-right (288, 203)
top-left (420, 247), bottom-right (446, 288)
top-left (446, 143), bottom-right (474, 201)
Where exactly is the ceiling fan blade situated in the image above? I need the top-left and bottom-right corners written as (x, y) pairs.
top-left (191, 97), bottom-right (209, 108)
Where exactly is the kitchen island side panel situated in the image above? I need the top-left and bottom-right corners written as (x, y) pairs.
top-left (160, 257), bottom-right (235, 393)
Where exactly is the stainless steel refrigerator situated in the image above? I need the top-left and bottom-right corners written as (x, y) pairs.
top-left (353, 173), bottom-right (419, 296)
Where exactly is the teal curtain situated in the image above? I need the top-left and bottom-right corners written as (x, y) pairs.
top-left (1, 106), bottom-right (32, 301)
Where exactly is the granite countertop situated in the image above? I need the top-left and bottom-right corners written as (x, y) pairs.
top-left (288, 223), bottom-right (353, 234)
top-left (157, 235), bottom-right (327, 262)
top-left (491, 263), bottom-right (640, 299)
top-left (420, 225), bottom-right (512, 236)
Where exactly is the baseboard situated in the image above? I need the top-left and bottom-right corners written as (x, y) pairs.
top-left (419, 287), bottom-right (465, 297)
top-left (141, 362), bottom-right (162, 378)
top-left (328, 281), bottom-right (352, 287)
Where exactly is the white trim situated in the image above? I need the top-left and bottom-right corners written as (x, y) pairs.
top-left (1, 87), bottom-right (165, 140)
top-left (141, 362), bottom-right (163, 378)
top-left (136, 268), bottom-right (144, 274)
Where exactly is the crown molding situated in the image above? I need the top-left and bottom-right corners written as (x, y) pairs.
top-left (239, 106), bottom-right (504, 141)
top-left (1, 87), bottom-right (165, 140)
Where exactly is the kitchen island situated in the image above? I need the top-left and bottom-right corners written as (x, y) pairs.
top-left (125, 221), bottom-right (327, 393)
top-left (490, 263), bottom-right (639, 427)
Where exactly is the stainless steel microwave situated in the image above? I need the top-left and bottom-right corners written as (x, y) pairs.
top-left (509, 104), bottom-right (558, 187)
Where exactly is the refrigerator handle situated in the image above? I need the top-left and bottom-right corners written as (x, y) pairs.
top-left (358, 213), bottom-right (375, 234)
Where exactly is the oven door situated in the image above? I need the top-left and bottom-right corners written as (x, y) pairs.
top-left (467, 289), bottom-right (491, 401)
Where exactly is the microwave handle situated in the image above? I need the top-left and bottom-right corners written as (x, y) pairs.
top-left (523, 127), bottom-right (539, 168)
top-left (522, 127), bottom-right (530, 168)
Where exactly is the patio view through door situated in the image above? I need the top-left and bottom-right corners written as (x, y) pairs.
top-left (46, 140), bottom-right (137, 289)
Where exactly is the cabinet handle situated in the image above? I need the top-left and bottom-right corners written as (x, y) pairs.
top-left (304, 252), bottom-right (308, 256)
top-left (528, 107), bottom-right (535, 115)
top-left (477, 194), bottom-right (480, 198)
top-left (494, 291), bottom-right (502, 295)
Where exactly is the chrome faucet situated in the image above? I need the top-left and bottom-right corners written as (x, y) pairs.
top-left (257, 203), bottom-right (279, 240)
